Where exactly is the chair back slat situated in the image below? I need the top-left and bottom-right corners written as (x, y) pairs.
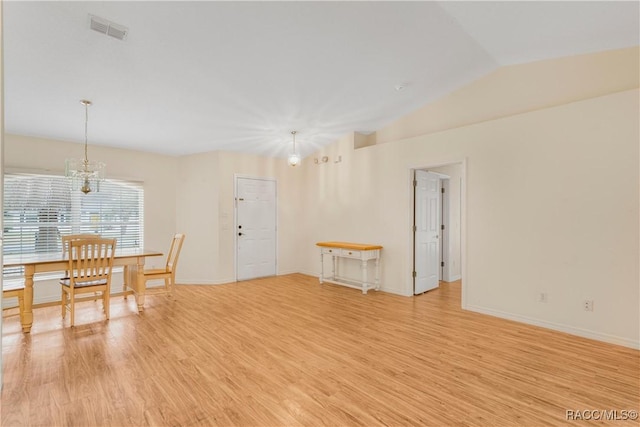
top-left (62, 234), bottom-right (102, 277)
top-left (62, 233), bottom-right (101, 258)
top-left (68, 238), bottom-right (116, 288)
top-left (166, 233), bottom-right (185, 272)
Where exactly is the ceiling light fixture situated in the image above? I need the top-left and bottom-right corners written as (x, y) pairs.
top-left (287, 131), bottom-right (301, 167)
top-left (65, 100), bottom-right (106, 194)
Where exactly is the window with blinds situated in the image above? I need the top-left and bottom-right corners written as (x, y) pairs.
top-left (3, 173), bottom-right (144, 261)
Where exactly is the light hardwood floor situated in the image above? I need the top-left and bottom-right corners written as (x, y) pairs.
top-left (2, 274), bottom-right (639, 426)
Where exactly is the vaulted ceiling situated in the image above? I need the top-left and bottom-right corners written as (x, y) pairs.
top-left (3, 1), bottom-right (639, 158)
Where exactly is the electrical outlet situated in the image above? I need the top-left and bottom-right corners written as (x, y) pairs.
top-left (538, 292), bottom-right (548, 303)
top-left (584, 300), bottom-right (594, 311)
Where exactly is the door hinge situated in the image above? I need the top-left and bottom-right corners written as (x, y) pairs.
top-left (441, 187), bottom-right (445, 193)
top-left (413, 180), bottom-right (417, 187)
top-left (441, 224), bottom-right (445, 230)
top-left (413, 225), bottom-right (417, 232)
top-left (412, 271), bottom-right (417, 278)
top-left (441, 261), bottom-right (445, 267)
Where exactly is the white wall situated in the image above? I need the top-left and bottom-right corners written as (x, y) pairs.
top-left (300, 89), bottom-right (639, 348)
top-left (215, 151), bottom-right (303, 280)
top-left (297, 134), bottom-right (399, 288)
top-left (297, 48), bottom-right (639, 348)
top-left (176, 150), bottom-right (302, 284)
top-left (175, 151), bottom-right (221, 284)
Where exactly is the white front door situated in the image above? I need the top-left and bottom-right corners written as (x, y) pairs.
top-left (236, 177), bottom-right (277, 281)
top-left (414, 170), bottom-right (440, 294)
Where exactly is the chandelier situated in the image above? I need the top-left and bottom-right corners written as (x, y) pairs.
top-left (65, 100), bottom-right (106, 194)
top-left (287, 130), bottom-right (301, 167)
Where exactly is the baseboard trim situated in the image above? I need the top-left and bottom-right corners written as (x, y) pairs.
top-left (297, 269), bottom-right (319, 277)
top-left (178, 279), bottom-right (235, 286)
top-left (179, 272), bottom-right (305, 286)
top-left (466, 304), bottom-right (640, 350)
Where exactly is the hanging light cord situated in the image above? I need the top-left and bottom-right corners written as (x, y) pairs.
top-left (80, 99), bottom-right (92, 168)
top-left (84, 102), bottom-right (89, 164)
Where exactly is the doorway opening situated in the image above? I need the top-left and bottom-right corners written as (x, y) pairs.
top-left (409, 161), bottom-right (465, 304)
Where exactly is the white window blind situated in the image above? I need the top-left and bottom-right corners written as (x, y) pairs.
top-left (3, 173), bottom-right (144, 260)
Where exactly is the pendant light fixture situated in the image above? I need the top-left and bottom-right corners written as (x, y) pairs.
top-left (287, 130), bottom-right (301, 167)
top-left (65, 100), bottom-right (106, 194)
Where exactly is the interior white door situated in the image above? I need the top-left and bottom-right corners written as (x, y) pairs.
top-left (414, 170), bottom-right (440, 294)
top-left (236, 177), bottom-right (277, 281)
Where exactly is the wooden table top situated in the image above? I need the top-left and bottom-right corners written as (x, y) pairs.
top-left (3, 248), bottom-right (163, 267)
top-left (316, 241), bottom-right (383, 251)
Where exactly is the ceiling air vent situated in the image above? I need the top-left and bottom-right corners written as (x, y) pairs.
top-left (89, 15), bottom-right (128, 41)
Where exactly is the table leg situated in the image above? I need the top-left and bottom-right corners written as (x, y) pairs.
top-left (122, 265), bottom-right (129, 298)
top-left (135, 257), bottom-right (146, 312)
top-left (319, 251), bottom-right (324, 284)
top-left (361, 260), bottom-right (368, 294)
top-left (333, 255), bottom-right (337, 280)
top-left (22, 265), bottom-right (35, 333)
top-left (375, 256), bottom-right (380, 291)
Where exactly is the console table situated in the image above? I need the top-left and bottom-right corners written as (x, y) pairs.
top-left (316, 241), bottom-right (382, 294)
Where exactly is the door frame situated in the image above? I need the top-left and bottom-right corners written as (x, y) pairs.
top-left (407, 159), bottom-right (467, 307)
top-left (234, 174), bottom-right (278, 282)
top-left (440, 177), bottom-right (451, 282)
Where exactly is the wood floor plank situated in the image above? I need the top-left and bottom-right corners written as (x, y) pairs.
top-left (2, 274), bottom-right (639, 426)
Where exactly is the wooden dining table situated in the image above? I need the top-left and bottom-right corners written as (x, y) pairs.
top-left (4, 248), bottom-right (163, 332)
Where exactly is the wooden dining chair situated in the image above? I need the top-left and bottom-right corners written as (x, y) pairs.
top-left (62, 233), bottom-right (102, 300)
top-left (140, 233), bottom-right (185, 297)
top-left (60, 238), bottom-right (116, 327)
